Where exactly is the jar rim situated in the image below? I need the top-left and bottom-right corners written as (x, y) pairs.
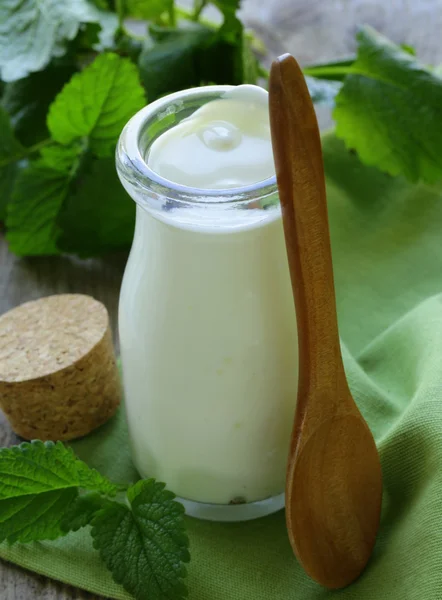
top-left (116, 85), bottom-right (278, 205)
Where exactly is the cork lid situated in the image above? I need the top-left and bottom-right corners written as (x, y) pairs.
top-left (0, 294), bottom-right (109, 383)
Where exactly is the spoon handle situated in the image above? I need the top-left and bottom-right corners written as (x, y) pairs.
top-left (269, 54), bottom-right (346, 418)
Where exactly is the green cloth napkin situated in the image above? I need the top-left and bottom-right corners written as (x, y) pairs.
top-left (2, 133), bottom-right (442, 599)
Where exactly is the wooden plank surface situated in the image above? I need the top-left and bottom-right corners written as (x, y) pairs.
top-left (1, 0), bottom-right (442, 597)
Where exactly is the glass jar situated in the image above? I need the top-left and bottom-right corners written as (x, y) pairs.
top-left (116, 86), bottom-right (298, 521)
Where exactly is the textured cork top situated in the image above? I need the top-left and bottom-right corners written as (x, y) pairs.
top-left (0, 294), bottom-right (109, 383)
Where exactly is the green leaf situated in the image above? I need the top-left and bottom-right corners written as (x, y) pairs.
top-left (115, 31), bottom-right (144, 62)
top-left (47, 53), bottom-right (145, 157)
top-left (303, 57), bottom-right (355, 81)
top-left (0, 489), bottom-right (78, 544)
top-left (61, 492), bottom-right (109, 533)
top-left (0, 441), bottom-right (119, 545)
top-left (91, 479), bottom-right (190, 600)
top-left (126, 0), bottom-right (172, 20)
top-left (6, 162), bottom-right (70, 255)
top-left (140, 18), bottom-right (255, 99)
top-left (57, 157), bottom-right (135, 257)
top-left (89, 0), bottom-right (109, 9)
top-left (0, 106), bottom-right (23, 220)
top-left (0, 0), bottom-right (101, 82)
top-left (0, 441), bottom-right (118, 500)
top-left (211, 0), bottom-right (240, 16)
top-left (242, 34), bottom-right (260, 85)
top-left (333, 26), bottom-right (442, 183)
top-left (40, 142), bottom-right (84, 174)
top-left (400, 43), bottom-right (416, 56)
top-left (76, 22), bottom-right (102, 49)
top-left (2, 64), bottom-right (77, 147)
top-left (201, 14), bottom-right (243, 85)
top-left (138, 26), bottom-right (213, 101)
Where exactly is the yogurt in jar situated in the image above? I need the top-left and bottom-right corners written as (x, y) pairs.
top-left (118, 85), bottom-right (298, 518)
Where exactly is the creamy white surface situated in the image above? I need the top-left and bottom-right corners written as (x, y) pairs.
top-left (147, 85), bottom-right (274, 189)
top-left (119, 85), bottom-right (298, 505)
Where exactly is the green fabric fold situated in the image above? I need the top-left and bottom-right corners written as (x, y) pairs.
top-left (2, 133), bottom-right (442, 599)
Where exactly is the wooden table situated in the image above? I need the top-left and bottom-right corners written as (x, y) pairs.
top-left (1, 0), bottom-right (442, 597)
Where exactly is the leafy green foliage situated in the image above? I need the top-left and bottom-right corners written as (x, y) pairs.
top-left (212, 0), bottom-right (241, 17)
top-left (61, 492), bottom-right (109, 533)
top-left (4, 52), bottom-right (145, 255)
top-left (126, 0), bottom-right (173, 21)
top-left (334, 26), bottom-right (442, 183)
top-left (0, 107), bottom-right (23, 220)
top-left (92, 479), bottom-right (190, 600)
top-left (1, 64), bottom-right (76, 147)
top-left (0, 441), bottom-right (190, 599)
top-left (0, 0), bottom-right (441, 257)
top-left (6, 163), bottom-right (70, 255)
top-left (48, 53), bottom-right (145, 157)
top-left (0, 0), bottom-right (101, 82)
top-left (57, 157), bottom-right (135, 257)
top-left (0, 441), bottom-right (118, 499)
top-left (0, 489), bottom-right (78, 544)
top-left (139, 26), bottom-right (213, 100)
top-left (139, 16), bottom-right (260, 103)
top-left (0, 441), bottom-right (117, 543)
top-left (40, 142), bottom-right (85, 174)
top-left (303, 57), bottom-right (355, 81)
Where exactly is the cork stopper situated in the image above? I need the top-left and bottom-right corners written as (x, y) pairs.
top-left (0, 294), bottom-right (121, 441)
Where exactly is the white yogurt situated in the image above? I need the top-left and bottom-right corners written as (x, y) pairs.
top-left (147, 85), bottom-right (275, 189)
top-left (118, 85), bottom-right (298, 508)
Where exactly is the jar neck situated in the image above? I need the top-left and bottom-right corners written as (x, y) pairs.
top-left (116, 86), bottom-right (279, 228)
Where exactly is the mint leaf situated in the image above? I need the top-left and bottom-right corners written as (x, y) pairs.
top-left (303, 57), bottom-right (355, 81)
top-left (139, 26), bottom-right (212, 101)
top-left (89, 0), bottom-right (109, 8)
top-left (0, 106), bottom-right (23, 220)
top-left (91, 479), bottom-right (190, 600)
top-left (139, 18), bottom-right (257, 102)
top-left (6, 162), bottom-right (70, 256)
top-left (0, 441), bottom-right (118, 500)
top-left (5, 141), bottom-right (85, 255)
top-left (57, 157), bottom-right (135, 257)
top-left (75, 22), bottom-right (102, 49)
top-left (40, 142), bottom-right (84, 174)
top-left (1, 64), bottom-right (76, 147)
top-left (0, 489), bottom-right (78, 544)
top-left (47, 53), bottom-right (145, 157)
top-left (212, 0), bottom-right (240, 15)
top-left (401, 43), bottom-right (416, 56)
top-left (242, 34), bottom-right (260, 84)
top-left (126, 0), bottom-right (172, 20)
top-left (0, 441), bottom-right (119, 544)
top-left (333, 26), bottom-right (442, 183)
top-left (0, 0), bottom-right (101, 82)
top-left (201, 15), bottom-right (248, 86)
top-left (61, 492), bottom-right (109, 533)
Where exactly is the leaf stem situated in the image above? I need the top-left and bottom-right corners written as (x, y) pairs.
top-left (175, 6), bottom-right (215, 29)
top-left (115, 0), bottom-right (125, 29)
top-left (168, 0), bottom-right (177, 27)
top-left (0, 138), bottom-right (53, 168)
top-left (192, 0), bottom-right (208, 21)
top-left (302, 65), bottom-right (356, 77)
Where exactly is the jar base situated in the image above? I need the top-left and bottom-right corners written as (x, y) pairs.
top-left (178, 492), bottom-right (285, 522)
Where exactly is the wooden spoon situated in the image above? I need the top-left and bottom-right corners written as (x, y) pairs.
top-left (269, 54), bottom-right (383, 590)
